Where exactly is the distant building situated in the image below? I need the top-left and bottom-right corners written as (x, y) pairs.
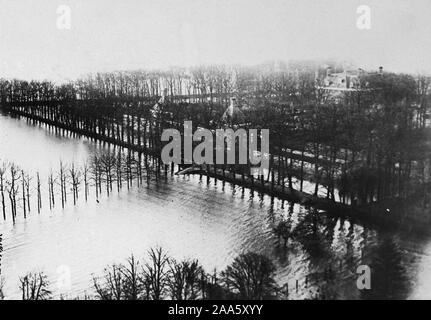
top-left (323, 66), bottom-right (383, 91)
top-left (324, 68), bottom-right (361, 90)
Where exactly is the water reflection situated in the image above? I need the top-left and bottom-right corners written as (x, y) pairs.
top-left (0, 112), bottom-right (430, 300)
top-left (361, 238), bottom-right (409, 300)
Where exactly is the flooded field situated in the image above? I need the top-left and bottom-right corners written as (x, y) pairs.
top-left (1, 112), bottom-right (431, 300)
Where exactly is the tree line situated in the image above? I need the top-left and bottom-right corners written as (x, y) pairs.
top-left (0, 61), bottom-right (334, 103)
top-left (1, 62), bottom-right (430, 221)
top-left (0, 248), bottom-right (312, 300)
top-left (0, 240), bottom-right (409, 300)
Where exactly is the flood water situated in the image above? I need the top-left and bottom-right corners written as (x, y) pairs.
top-left (1, 111), bottom-right (431, 300)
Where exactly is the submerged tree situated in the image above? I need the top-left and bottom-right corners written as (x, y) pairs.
top-left (5, 164), bottom-right (20, 222)
top-left (69, 163), bottom-right (82, 205)
top-left (0, 163), bottom-right (6, 220)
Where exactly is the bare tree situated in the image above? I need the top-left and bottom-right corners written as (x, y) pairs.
top-left (168, 259), bottom-right (203, 300)
top-left (69, 163), bottom-right (82, 205)
top-left (83, 161), bottom-right (89, 202)
top-left (25, 173), bottom-right (31, 213)
top-left (91, 155), bottom-right (102, 199)
top-left (93, 264), bottom-right (125, 300)
top-left (19, 271), bottom-right (52, 300)
top-left (6, 164), bottom-right (20, 222)
top-left (99, 152), bottom-right (117, 196)
top-left (120, 255), bottom-right (142, 300)
top-left (142, 247), bottom-right (170, 300)
top-left (48, 170), bottom-right (56, 210)
top-left (21, 170), bottom-right (27, 218)
top-left (0, 234), bottom-right (3, 300)
top-left (59, 161), bottom-right (68, 208)
top-left (0, 163), bottom-right (7, 220)
top-left (221, 252), bottom-right (278, 300)
top-left (0, 277), bottom-right (4, 300)
top-left (36, 172), bottom-right (42, 213)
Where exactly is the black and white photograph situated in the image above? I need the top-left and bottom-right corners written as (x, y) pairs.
top-left (0, 0), bottom-right (431, 307)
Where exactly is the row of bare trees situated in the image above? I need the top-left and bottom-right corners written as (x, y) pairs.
top-left (0, 149), bottom-right (168, 223)
top-left (1, 61), bottom-right (331, 103)
top-left (0, 163), bottom-right (29, 222)
top-left (1, 239), bottom-right (406, 300)
top-left (92, 248), bottom-right (278, 300)
top-left (2, 248), bottom-right (278, 300)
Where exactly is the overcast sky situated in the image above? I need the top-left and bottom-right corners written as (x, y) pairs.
top-left (0, 0), bottom-right (430, 81)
